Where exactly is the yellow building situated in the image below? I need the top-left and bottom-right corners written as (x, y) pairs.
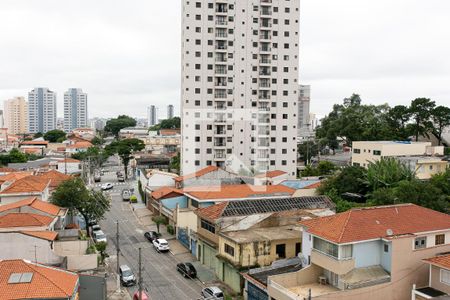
top-left (3, 96), bottom-right (28, 135)
top-left (397, 156), bottom-right (448, 180)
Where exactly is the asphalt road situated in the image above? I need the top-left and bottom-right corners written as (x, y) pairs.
top-left (97, 171), bottom-right (205, 300)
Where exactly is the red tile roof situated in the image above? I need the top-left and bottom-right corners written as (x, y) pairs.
top-left (20, 140), bottom-right (49, 146)
top-left (255, 170), bottom-right (287, 178)
top-left (174, 166), bottom-right (219, 182)
top-left (0, 213), bottom-right (54, 228)
top-left (66, 141), bottom-right (92, 149)
top-left (0, 197), bottom-right (63, 216)
top-left (196, 202), bottom-right (228, 221)
top-left (0, 167), bottom-right (17, 173)
top-left (151, 187), bottom-right (183, 200)
top-left (20, 231), bottom-right (58, 241)
top-left (299, 204), bottom-right (450, 244)
top-left (184, 184), bottom-right (295, 201)
top-left (0, 259), bottom-right (78, 299)
top-left (37, 170), bottom-right (71, 188)
top-left (424, 254), bottom-right (450, 270)
top-left (0, 176), bottom-right (50, 195)
top-left (0, 172), bottom-right (34, 185)
top-left (303, 181), bottom-right (322, 189)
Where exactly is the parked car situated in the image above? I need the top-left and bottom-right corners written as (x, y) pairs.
top-left (119, 265), bottom-right (136, 286)
top-left (93, 230), bottom-right (107, 243)
top-left (144, 231), bottom-right (160, 242)
top-left (101, 183), bottom-right (114, 190)
top-left (118, 175), bottom-right (125, 182)
top-left (176, 262), bottom-right (197, 279)
top-left (152, 238), bottom-right (170, 252)
top-left (122, 189), bottom-right (131, 201)
top-left (94, 174), bottom-right (101, 182)
top-left (91, 224), bottom-right (101, 232)
top-left (133, 291), bottom-right (149, 300)
top-left (201, 287), bottom-right (224, 300)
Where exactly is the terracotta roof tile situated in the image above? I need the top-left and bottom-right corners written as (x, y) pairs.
top-left (424, 254), bottom-right (450, 270)
top-left (300, 204), bottom-right (450, 244)
top-left (0, 197), bottom-right (63, 216)
top-left (37, 170), bottom-right (71, 188)
top-left (303, 181), bottom-right (322, 189)
top-left (66, 141), bottom-right (92, 149)
top-left (0, 176), bottom-right (50, 195)
top-left (20, 140), bottom-right (49, 145)
top-left (0, 259), bottom-right (78, 299)
top-left (196, 202), bottom-right (228, 221)
top-left (20, 231), bottom-right (58, 241)
top-left (255, 170), bottom-right (287, 178)
top-left (151, 187), bottom-right (183, 200)
top-left (174, 166), bottom-right (219, 182)
top-left (0, 172), bottom-right (34, 184)
top-left (0, 167), bottom-right (17, 173)
top-left (184, 184), bottom-right (295, 201)
top-left (0, 213), bottom-right (54, 228)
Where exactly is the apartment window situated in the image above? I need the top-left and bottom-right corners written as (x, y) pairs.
top-left (441, 269), bottom-right (450, 285)
top-left (201, 219), bottom-right (215, 234)
top-left (414, 237), bottom-right (427, 249)
top-left (435, 234), bottom-right (445, 245)
top-left (373, 150), bottom-right (381, 156)
top-left (195, 160), bottom-right (200, 166)
top-left (224, 243), bottom-right (235, 256)
top-left (353, 148), bottom-right (361, 154)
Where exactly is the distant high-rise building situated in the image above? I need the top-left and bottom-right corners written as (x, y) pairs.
top-left (89, 118), bottom-right (106, 131)
top-left (64, 88), bottom-right (88, 132)
top-left (298, 85), bottom-right (311, 135)
top-left (0, 110), bottom-right (4, 128)
top-left (148, 105), bottom-right (157, 126)
top-left (28, 87), bottom-right (56, 134)
top-left (3, 97), bottom-right (28, 134)
top-left (181, 0), bottom-right (300, 177)
top-left (167, 104), bottom-right (174, 119)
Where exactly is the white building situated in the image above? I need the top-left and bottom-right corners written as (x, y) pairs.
top-left (64, 88), bottom-right (88, 132)
top-left (181, 0), bottom-right (300, 178)
top-left (297, 85), bottom-right (312, 138)
top-left (148, 105), bottom-right (157, 126)
top-left (167, 104), bottom-right (174, 119)
top-left (28, 87), bottom-right (57, 134)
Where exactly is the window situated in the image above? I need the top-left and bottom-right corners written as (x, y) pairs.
top-left (295, 242), bottom-right (301, 255)
top-left (313, 237), bottom-right (338, 259)
top-left (201, 219), bottom-right (215, 234)
top-left (276, 244), bottom-right (286, 258)
top-left (353, 148), bottom-right (361, 154)
top-left (414, 237), bottom-right (427, 249)
top-left (384, 244), bottom-right (389, 252)
top-left (435, 234), bottom-right (445, 245)
top-left (441, 269), bottom-right (450, 285)
top-left (224, 243), bottom-right (235, 256)
top-left (373, 150), bottom-right (381, 156)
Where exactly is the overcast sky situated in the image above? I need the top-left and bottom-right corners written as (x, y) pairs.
top-left (0, 0), bottom-right (449, 119)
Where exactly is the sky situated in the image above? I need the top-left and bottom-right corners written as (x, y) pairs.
top-left (0, 0), bottom-right (449, 119)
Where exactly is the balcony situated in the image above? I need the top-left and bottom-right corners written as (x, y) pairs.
top-left (311, 249), bottom-right (355, 275)
top-left (214, 130), bottom-right (226, 135)
top-left (259, 46), bottom-right (272, 52)
top-left (215, 20), bottom-right (228, 26)
top-left (214, 142), bottom-right (226, 147)
top-left (259, 58), bottom-right (271, 64)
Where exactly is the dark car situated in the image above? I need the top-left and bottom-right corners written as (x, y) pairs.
top-left (144, 231), bottom-right (160, 242)
top-left (176, 262), bottom-right (197, 279)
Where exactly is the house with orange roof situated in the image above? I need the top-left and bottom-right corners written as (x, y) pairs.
top-left (268, 204), bottom-right (450, 300)
top-left (0, 259), bottom-right (79, 299)
top-left (36, 170), bottom-right (71, 192)
top-left (19, 139), bottom-right (49, 156)
top-left (65, 141), bottom-right (92, 154)
top-left (254, 170), bottom-right (288, 185)
top-left (0, 175), bottom-right (51, 205)
top-left (173, 166), bottom-right (244, 188)
top-left (0, 171), bottom-right (34, 185)
top-left (413, 253), bottom-right (450, 299)
top-left (0, 167), bottom-right (17, 175)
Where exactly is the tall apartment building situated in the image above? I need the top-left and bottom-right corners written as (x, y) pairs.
top-left (167, 104), bottom-right (175, 119)
top-left (181, 0), bottom-right (300, 177)
top-left (298, 84), bottom-right (311, 138)
top-left (3, 97), bottom-right (28, 134)
top-left (148, 105), bottom-right (157, 126)
top-left (64, 88), bottom-right (88, 132)
top-left (28, 87), bottom-right (57, 134)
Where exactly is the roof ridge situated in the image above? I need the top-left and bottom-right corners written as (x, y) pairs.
top-left (337, 210), bottom-right (352, 243)
top-left (25, 261), bottom-right (73, 297)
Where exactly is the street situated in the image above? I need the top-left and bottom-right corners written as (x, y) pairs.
top-left (96, 169), bottom-right (205, 300)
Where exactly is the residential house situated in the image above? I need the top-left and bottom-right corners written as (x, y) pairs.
top-left (36, 170), bottom-right (71, 193)
top-left (119, 127), bottom-right (149, 140)
top-left (351, 141), bottom-right (444, 168)
top-left (268, 204), bottom-right (450, 300)
top-left (195, 195), bottom-right (334, 293)
top-left (146, 130), bottom-right (181, 154)
top-left (53, 158), bottom-right (81, 174)
top-left (0, 171), bottom-right (34, 185)
top-left (0, 176), bottom-right (50, 205)
top-left (0, 259), bottom-right (79, 300)
top-left (397, 156), bottom-right (448, 180)
top-left (0, 212), bottom-right (57, 232)
top-left (0, 167), bottom-right (17, 175)
top-left (174, 166), bottom-right (245, 189)
top-left (413, 253), bottom-right (450, 299)
top-left (19, 139), bottom-right (49, 156)
top-left (65, 141), bottom-right (92, 154)
top-left (144, 169), bottom-right (179, 199)
top-left (254, 170), bottom-right (289, 185)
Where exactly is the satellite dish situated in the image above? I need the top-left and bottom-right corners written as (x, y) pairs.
top-left (386, 229), bottom-right (393, 236)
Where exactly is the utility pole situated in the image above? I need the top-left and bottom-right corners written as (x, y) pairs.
top-left (138, 247), bottom-right (143, 300)
top-left (116, 220), bottom-right (120, 291)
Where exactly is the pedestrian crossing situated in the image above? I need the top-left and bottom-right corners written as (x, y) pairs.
top-left (91, 182), bottom-right (133, 194)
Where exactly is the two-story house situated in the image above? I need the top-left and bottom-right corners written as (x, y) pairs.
top-left (413, 253), bottom-right (450, 299)
top-left (268, 204), bottom-right (450, 300)
top-left (0, 175), bottom-right (51, 205)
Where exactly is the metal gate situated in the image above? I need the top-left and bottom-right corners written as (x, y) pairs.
top-left (191, 238), bottom-right (197, 257)
top-left (177, 227), bottom-right (190, 249)
top-left (247, 281), bottom-right (268, 300)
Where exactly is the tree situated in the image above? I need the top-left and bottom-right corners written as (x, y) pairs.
top-left (431, 106), bottom-right (450, 145)
top-left (318, 165), bottom-right (368, 196)
top-left (105, 138), bottom-right (145, 179)
top-left (394, 180), bottom-right (448, 213)
top-left (43, 129), bottom-right (66, 143)
top-left (104, 115), bottom-right (136, 137)
top-left (8, 148), bottom-right (28, 163)
top-left (149, 117), bottom-right (181, 131)
top-left (152, 215), bottom-right (167, 234)
top-left (72, 146), bottom-right (108, 169)
top-left (297, 141), bottom-right (318, 163)
top-left (169, 152), bottom-right (180, 174)
top-left (365, 157), bottom-right (414, 191)
top-left (91, 136), bottom-right (104, 146)
top-left (408, 98), bottom-right (436, 141)
top-left (50, 178), bottom-right (110, 233)
top-left (386, 105), bottom-right (412, 140)
top-left (33, 132), bottom-right (43, 139)
top-left (95, 241), bottom-right (108, 264)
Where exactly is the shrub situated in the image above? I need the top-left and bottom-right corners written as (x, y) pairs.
top-left (167, 224), bottom-right (175, 235)
top-left (130, 195), bottom-right (138, 203)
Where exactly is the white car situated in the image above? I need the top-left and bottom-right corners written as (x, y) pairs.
top-left (101, 183), bottom-right (114, 190)
top-left (201, 286), bottom-right (224, 300)
top-left (94, 230), bottom-right (107, 244)
top-left (152, 238), bottom-right (170, 252)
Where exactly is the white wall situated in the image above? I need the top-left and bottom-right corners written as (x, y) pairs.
top-left (147, 173), bottom-right (176, 189)
top-left (302, 231), bottom-right (312, 264)
top-left (57, 162), bottom-right (81, 174)
top-left (353, 240), bottom-right (382, 268)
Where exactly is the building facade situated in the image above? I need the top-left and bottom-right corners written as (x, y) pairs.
top-left (148, 105), bottom-right (157, 126)
top-left (3, 96), bottom-right (28, 134)
top-left (181, 0), bottom-right (300, 177)
top-left (298, 85), bottom-right (311, 137)
top-left (28, 87), bottom-right (57, 134)
top-left (167, 104), bottom-right (174, 119)
top-left (63, 88), bottom-right (88, 132)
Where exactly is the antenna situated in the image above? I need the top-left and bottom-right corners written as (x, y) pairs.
top-left (386, 229), bottom-right (393, 236)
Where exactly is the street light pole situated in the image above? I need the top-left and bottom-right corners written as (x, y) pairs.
top-left (116, 220), bottom-right (120, 291)
top-left (138, 247), bottom-right (143, 300)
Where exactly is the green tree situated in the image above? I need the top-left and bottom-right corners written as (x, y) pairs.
top-left (95, 241), bottom-right (108, 264)
top-left (152, 215), bottom-right (167, 234)
top-left (169, 152), bottom-right (180, 174)
top-left (91, 136), bottom-right (104, 146)
top-left (104, 115), bottom-right (136, 137)
top-left (368, 187), bottom-right (398, 206)
top-left (43, 129), bottom-right (67, 143)
top-left (365, 157), bottom-right (414, 191)
top-left (8, 148), bottom-right (28, 163)
top-left (408, 98), bottom-right (436, 141)
top-left (386, 105), bottom-right (412, 140)
top-left (149, 117), bottom-right (181, 131)
top-left (394, 180), bottom-right (448, 213)
top-left (105, 138), bottom-right (145, 179)
top-left (50, 178), bottom-right (110, 233)
top-left (33, 132), bottom-right (43, 139)
top-left (318, 165), bottom-right (368, 196)
top-left (297, 141), bottom-right (318, 163)
top-left (431, 106), bottom-right (450, 145)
